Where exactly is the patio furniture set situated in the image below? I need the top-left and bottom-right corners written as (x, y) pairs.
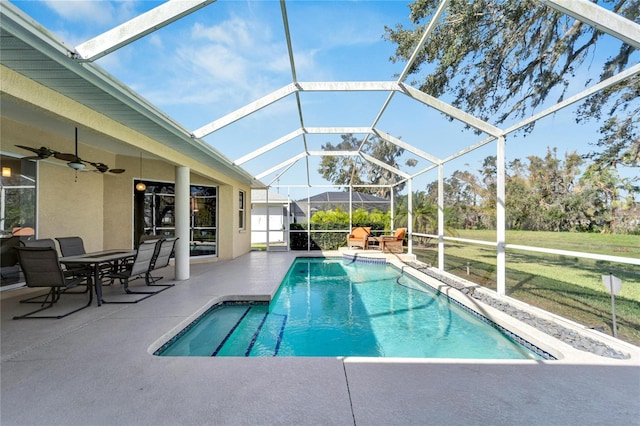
top-left (347, 227), bottom-right (407, 253)
top-left (10, 235), bottom-right (177, 319)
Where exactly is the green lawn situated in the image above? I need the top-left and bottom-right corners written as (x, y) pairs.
top-left (412, 230), bottom-right (640, 346)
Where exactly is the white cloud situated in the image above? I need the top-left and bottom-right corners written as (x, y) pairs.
top-left (43, 0), bottom-right (117, 26)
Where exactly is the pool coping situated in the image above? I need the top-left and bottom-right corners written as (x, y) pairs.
top-left (148, 250), bottom-right (640, 365)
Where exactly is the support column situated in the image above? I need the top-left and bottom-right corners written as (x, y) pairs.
top-left (390, 187), bottom-right (395, 231)
top-left (266, 188), bottom-right (270, 250)
top-left (438, 164), bottom-right (445, 270)
top-left (407, 179), bottom-right (413, 254)
top-left (349, 186), bottom-right (353, 230)
top-left (496, 136), bottom-right (506, 295)
top-left (175, 166), bottom-right (190, 281)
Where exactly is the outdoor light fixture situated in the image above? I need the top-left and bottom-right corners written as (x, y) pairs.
top-left (2, 167), bottom-right (11, 177)
top-left (135, 153), bottom-right (146, 192)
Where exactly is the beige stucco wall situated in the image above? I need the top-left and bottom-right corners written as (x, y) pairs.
top-left (38, 162), bottom-right (105, 253)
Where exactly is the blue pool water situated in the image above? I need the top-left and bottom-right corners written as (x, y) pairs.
top-left (156, 258), bottom-right (546, 359)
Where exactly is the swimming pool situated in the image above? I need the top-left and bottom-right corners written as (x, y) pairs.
top-left (155, 258), bottom-right (548, 359)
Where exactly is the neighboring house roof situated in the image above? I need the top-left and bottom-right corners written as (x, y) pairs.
top-left (251, 190), bottom-right (289, 204)
top-left (293, 191), bottom-right (390, 217)
top-left (301, 191), bottom-right (389, 204)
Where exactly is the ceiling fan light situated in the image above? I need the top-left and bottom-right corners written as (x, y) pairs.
top-left (68, 161), bottom-right (85, 170)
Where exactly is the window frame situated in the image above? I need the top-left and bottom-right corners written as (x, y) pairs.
top-left (239, 190), bottom-right (246, 231)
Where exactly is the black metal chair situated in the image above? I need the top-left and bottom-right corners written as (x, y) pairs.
top-left (13, 247), bottom-right (92, 319)
top-left (145, 237), bottom-right (178, 287)
top-left (18, 238), bottom-right (90, 297)
top-left (106, 239), bottom-right (171, 302)
top-left (56, 236), bottom-right (114, 285)
top-left (21, 238), bottom-right (56, 249)
top-left (55, 236), bottom-right (86, 256)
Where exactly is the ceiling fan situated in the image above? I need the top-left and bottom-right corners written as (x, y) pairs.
top-left (16, 128), bottom-right (125, 174)
top-left (14, 145), bottom-right (76, 161)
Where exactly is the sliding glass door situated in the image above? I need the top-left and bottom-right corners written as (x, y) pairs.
top-left (134, 181), bottom-right (217, 257)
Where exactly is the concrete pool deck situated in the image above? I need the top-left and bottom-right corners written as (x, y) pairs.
top-left (1, 251), bottom-right (639, 425)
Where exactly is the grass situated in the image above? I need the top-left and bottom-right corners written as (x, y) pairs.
top-left (412, 230), bottom-right (640, 346)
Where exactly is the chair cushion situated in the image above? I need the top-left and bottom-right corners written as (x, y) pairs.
top-left (349, 227), bottom-right (371, 238)
top-left (394, 228), bottom-right (406, 239)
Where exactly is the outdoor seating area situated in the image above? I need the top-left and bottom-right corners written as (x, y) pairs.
top-left (347, 227), bottom-right (407, 253)
top-left (6, 236), bottom-right (177, 318)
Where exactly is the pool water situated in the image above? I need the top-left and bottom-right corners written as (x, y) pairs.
top-left (157, 258), bottom-right (544, 359)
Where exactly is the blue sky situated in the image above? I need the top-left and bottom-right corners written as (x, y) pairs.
top-left (11, 0), bottom-right (638, 197)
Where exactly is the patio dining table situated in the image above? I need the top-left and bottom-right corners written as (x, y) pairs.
top-left (60, 249), bottom-right (136, 306)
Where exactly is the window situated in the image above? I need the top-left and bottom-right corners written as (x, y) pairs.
top-left (239, 190), bottom-right (246, 230)
top-left (1, 155), bottom-right (37, 288)
top-left (134, 181), bottom-right (217, 257)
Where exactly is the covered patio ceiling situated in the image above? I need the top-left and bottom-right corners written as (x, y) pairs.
top-left (1, 0), bottom-right (638, 191)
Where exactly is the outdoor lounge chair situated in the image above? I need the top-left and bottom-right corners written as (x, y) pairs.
top-left (373, 228), bottom-right (406, 253)
top-left (13, 246), bottom-right (92, 319)
top-left (106, 239), bottom-right (171, 302)
top-left (347, 226), bottom-right (371, 249)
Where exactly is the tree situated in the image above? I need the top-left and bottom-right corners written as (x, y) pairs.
top-left (317, 134), bottom-right (417, 198)
top-left (384, 0), bottom-right (638, 169)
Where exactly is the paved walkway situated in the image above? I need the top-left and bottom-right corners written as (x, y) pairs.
top-left (1, 251), bottom-right (638, 425)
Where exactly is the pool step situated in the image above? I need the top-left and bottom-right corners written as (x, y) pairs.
top-left (214, 307), bottom-right (288, 356)
top-left (249, 313), bottom-right (288, 356)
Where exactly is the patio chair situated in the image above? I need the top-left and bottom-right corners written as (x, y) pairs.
top-left (374, 228), bottom-right (406, 253)
top-left (56, 236), bottom-right (114, 285)
top-left (24, 238), bottom-right (91, 294)
top-left (347, 227), bottom-right (371, 249)
top-left (13, 246), bottom-right (92, 319)
top-left (21, 238), bottom-right (56, 249)
top-left (106, 239), bottom-right (171, 302)
top-left (55, 236), bottom-right (86, 257)
top-left (145, 237), bottom-right (178, 287)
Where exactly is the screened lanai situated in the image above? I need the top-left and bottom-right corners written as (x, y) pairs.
top-left (1, 1), bottom-right (638, 324)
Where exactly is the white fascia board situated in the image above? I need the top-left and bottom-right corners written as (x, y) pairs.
top-left (538, 0), bottom-right (640, 48)
top-left (255, 152), bottom-right (307, 180)
top-left (374, 129), bottom-right (442, 165)
top-left (400, 84), bottom-right (503, 137)
top-left (74, 0), bottom-right (217, 61)
top-left (297, 81), bottom-right (400, 92)
top-left (304, 127), bottom-right (373, 134)
top-left (360, 153), bottom-right (412, 179)
top-left (234, 129), bottom-right (303, 165)
top-left (193, 84), bottom-right (297, 138)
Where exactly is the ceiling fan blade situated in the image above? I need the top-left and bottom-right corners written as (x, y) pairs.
top-left (15, 144), bottom-right (40, 154)
top-left (15, 145), bottom-right (55, 159)
top-left (109, 168), bottom-right (126, 174)
top-left (54, 152), bottom-right (78, 162)
top-left (91, 162), bottom-right (109, 173)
